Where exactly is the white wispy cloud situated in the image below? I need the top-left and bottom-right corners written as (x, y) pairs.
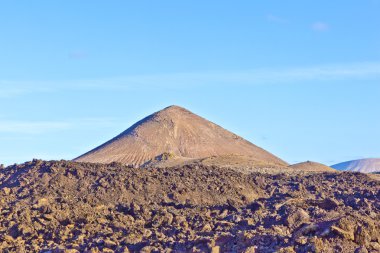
top-left (266, 14), bottom-right (288, 24)
top-left (1, 62), bottom-right (380, 96)
top-left (68, 50), bottom-right (88, 60)
top-left (0, 121), bottom-right (71, 134)
top-left (0, 153), bottom-right (76, 165)
top-left (0, 87), bottom-right (32, 98)
top-left (0, 83), bottom-right (54, 98)
top-left (312, 22), bottom-right (330, 32)
top-left (0, 118), bottom-right (119, 134)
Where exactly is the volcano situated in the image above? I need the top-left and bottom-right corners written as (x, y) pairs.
top-left (289, 161), bottom-right (336, 172)
top-left (75, 105), bottom-right (287, 167)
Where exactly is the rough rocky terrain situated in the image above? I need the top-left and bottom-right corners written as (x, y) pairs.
top-left (1, 160), bottom-right (379, 253)
top-left (147, 156), bottom-right (335, 174)
top-left (75, 106), bottom-right (286, 167)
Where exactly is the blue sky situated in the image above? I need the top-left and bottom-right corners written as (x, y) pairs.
top-left (0, 1), bottom-right (379, 166)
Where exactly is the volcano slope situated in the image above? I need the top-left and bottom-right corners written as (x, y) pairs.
top-left (1, 160), bottom-right (380, 253)
top-left (75, 105), bottom-right (287, 167)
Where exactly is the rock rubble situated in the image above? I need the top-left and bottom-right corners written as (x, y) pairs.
top-left (0, 160), bottom-right (379, 252)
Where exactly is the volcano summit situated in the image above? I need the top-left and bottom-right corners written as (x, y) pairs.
top-left (75, 105), bottom-right (286, 167)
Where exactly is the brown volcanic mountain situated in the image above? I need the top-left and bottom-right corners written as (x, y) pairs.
top-left (75, 105), bottom-right (287, 166)
top-left (289, 161), bottom-right (336, 172)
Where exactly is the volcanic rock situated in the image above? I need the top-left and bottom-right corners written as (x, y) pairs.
top-left (0, 160), bottom-right (379, 252)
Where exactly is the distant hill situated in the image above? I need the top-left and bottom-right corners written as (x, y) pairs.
top-left (331, 158), bottom-right (380, 173)
top-left (289, 161), bottom-right (336, 172)
top-left (75, 105), bottom-right (287, 167)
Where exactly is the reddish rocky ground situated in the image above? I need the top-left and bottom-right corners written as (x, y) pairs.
top-left (0, 160), bottom-right (379, 253)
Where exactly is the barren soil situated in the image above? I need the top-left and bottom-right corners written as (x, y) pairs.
top-left (0, 160), bottom-right (379, 253)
